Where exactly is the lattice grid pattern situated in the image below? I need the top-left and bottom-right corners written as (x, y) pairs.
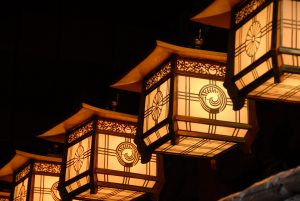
top-left (143, 79), bottom-right (170, 133)
top-left (234, 2), bottom-right (273, 75)
top-left (248, 73), bottom-right (300, 101)
top-left (177, 75), bottom-right (249, 125)
top-left (65, 136), bottom-right (92, 182)
top-left (13, 178), bottom-right (28, 201)
top-left (33, 175), bottom-right (61, 201)
top-left (155, 136), bottom-right (236, 157)
top-left (76, 187), bottom-right (145, 201)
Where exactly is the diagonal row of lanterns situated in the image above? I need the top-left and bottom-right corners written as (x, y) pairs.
top-left (1, 0), bottom-right (300, 200)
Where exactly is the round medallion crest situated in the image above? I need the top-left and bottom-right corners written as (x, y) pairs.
top-left (199, 84), bottom-right (227, 114)
top-left (51, 181), bottom-right (61, 201)
top-left (151, 90), bottom-right (163, 121)
top-left (245, 21), bottom-right (262, 57)
top-left (116, 142), bottom-right (139, 167)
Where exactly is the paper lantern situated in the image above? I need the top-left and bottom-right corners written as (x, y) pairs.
top-left (38, 104), bottom-right (163, 201)
top-left (112, 41), bottom-right (257, 163)
top-left (0, 150), bottom-right (61, 201)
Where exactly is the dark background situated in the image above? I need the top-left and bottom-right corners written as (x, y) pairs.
top-left (1, 0), bottom-right (300, 200)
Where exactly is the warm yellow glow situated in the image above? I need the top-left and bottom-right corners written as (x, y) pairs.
top-left (156, 137), bottom-right (236, 157)
top-left (248, 73), bottom-right (300, 101)
top-left (76, 187), bottom-right (145, 201)
top-left (66, 176), bottom-right (90, 193)
top-left (177, 75), bottom-right (248, 124)
top-left (234, 2), bottom-right (273, 75)
top-left (97, 133), bottom-right (157, 176)
top-left (65, 136), bottom-right (92, 181)
top-left (13, 178), bottom-right (28, 201)
top-left (97, 174), bottom-right (155, 188)
top-left (143, 79), bottom-right (170, 133)
top-left (33, 175), bottom-right (61, 201)
top-left (235, 58), bottom-right (273, 90)
top-left (177, 121), bottom-right (248, 137)
top-left (143, 124), bottom-right (169, 146)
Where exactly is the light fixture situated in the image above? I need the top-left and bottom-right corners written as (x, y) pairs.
top-left (112, 41), bottom-right (257, 163)
top-left (0, 150), bottom-right (62, 201)
top-left (192, 0), bottom-right (300, 110)
top-left (38, 103), bottom-right (163, 201)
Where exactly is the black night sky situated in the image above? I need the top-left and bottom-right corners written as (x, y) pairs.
top-left (1, 0), bottom-right (300, 200)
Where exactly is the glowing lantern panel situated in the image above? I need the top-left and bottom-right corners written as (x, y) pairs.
top-left (136, 56), bottom-right (254, 163)
top-left (59, 115), bottom-right (163, 201)
top-left (11, 160), bottom-right (61, 201)
top-left (225, 0), bottom-right (300, 110)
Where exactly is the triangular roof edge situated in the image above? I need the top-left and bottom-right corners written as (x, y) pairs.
top-left (37, 103), bottom-right (137, 143)
top-left (190, 0), bottom-right (242, 29)
top-left (0, 150), bottom-right (61, 181)
top-left (111, 40), bottom-right (227, 92)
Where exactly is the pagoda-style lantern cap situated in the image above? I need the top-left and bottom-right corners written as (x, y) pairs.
top-left (0, 150), bottom-right (62, 201)
top-left (193, 0), bottom-right (300, 109)
top-left (112, 41), bottom-right (257, 163)
top-left (39, 103), bottom-right (163, 201)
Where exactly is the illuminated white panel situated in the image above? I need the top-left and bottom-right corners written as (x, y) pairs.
top-left (143, 124), bottom-right (169, 146)
top-left (156, 137), bottom-right (236, 157)
top-left (234, 3), bottom-right (273, 74)
top-left (177, 75), bottom-right (248, 124)
top-left (65, 136), bottom-right (92, 182)
top-left (143, 79), bottom-right (170, 133)
top-left (97, 133), bottom-right (157, 177)
top-left (33, 175), bottom-right (61, 201)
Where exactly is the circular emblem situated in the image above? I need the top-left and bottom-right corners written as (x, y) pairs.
top-left (199, 84), bottom-right (227, 114)
top-left (51, 181), bottom-right (61, 201)
top-left (151, 90), bottom-right (163, 121)
top-left (18, 183), bottom-right (26, 201)
top-left (73, 145), bottom-right (84, 172)
top-left (245, 21), bottom-right (262, 57)
top-left (116, 142), bottom-right (139, 167)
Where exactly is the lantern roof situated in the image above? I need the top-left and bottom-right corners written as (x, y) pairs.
top-left (191, 0), bottom-right (243, 28)
top-left (38, 103), bottom-right (138, 143)
top-left (111, 40), bottom-right (227, 92)
top-left (0, 150), bottom-right (61, 182)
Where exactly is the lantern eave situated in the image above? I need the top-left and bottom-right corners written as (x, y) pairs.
top-left (37, 103), bottom-right (138, 143)
top-left (0, 150), bottom-right (61, 181)
top-left (190, 0), bottom-right (242, 29)
top-left (111, 40), bottom-right (227, 93)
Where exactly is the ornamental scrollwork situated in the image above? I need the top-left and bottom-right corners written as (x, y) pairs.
top-left (33, 162), bottom-right (61, 174)
top-left (15, 165), bottom-right (31, 182)
top-left (97, 120), bottom-right (136, 135)
top-left (68, 121), bottom-right (94, 144)
top-left (146, 62), bottom-right (171, 90)
top-left (0, 198), bottom-right (9, 201)
top-left (235, 0), bottom-right (265, 24)
top-left (176, 59), bottom-right (226, 77)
